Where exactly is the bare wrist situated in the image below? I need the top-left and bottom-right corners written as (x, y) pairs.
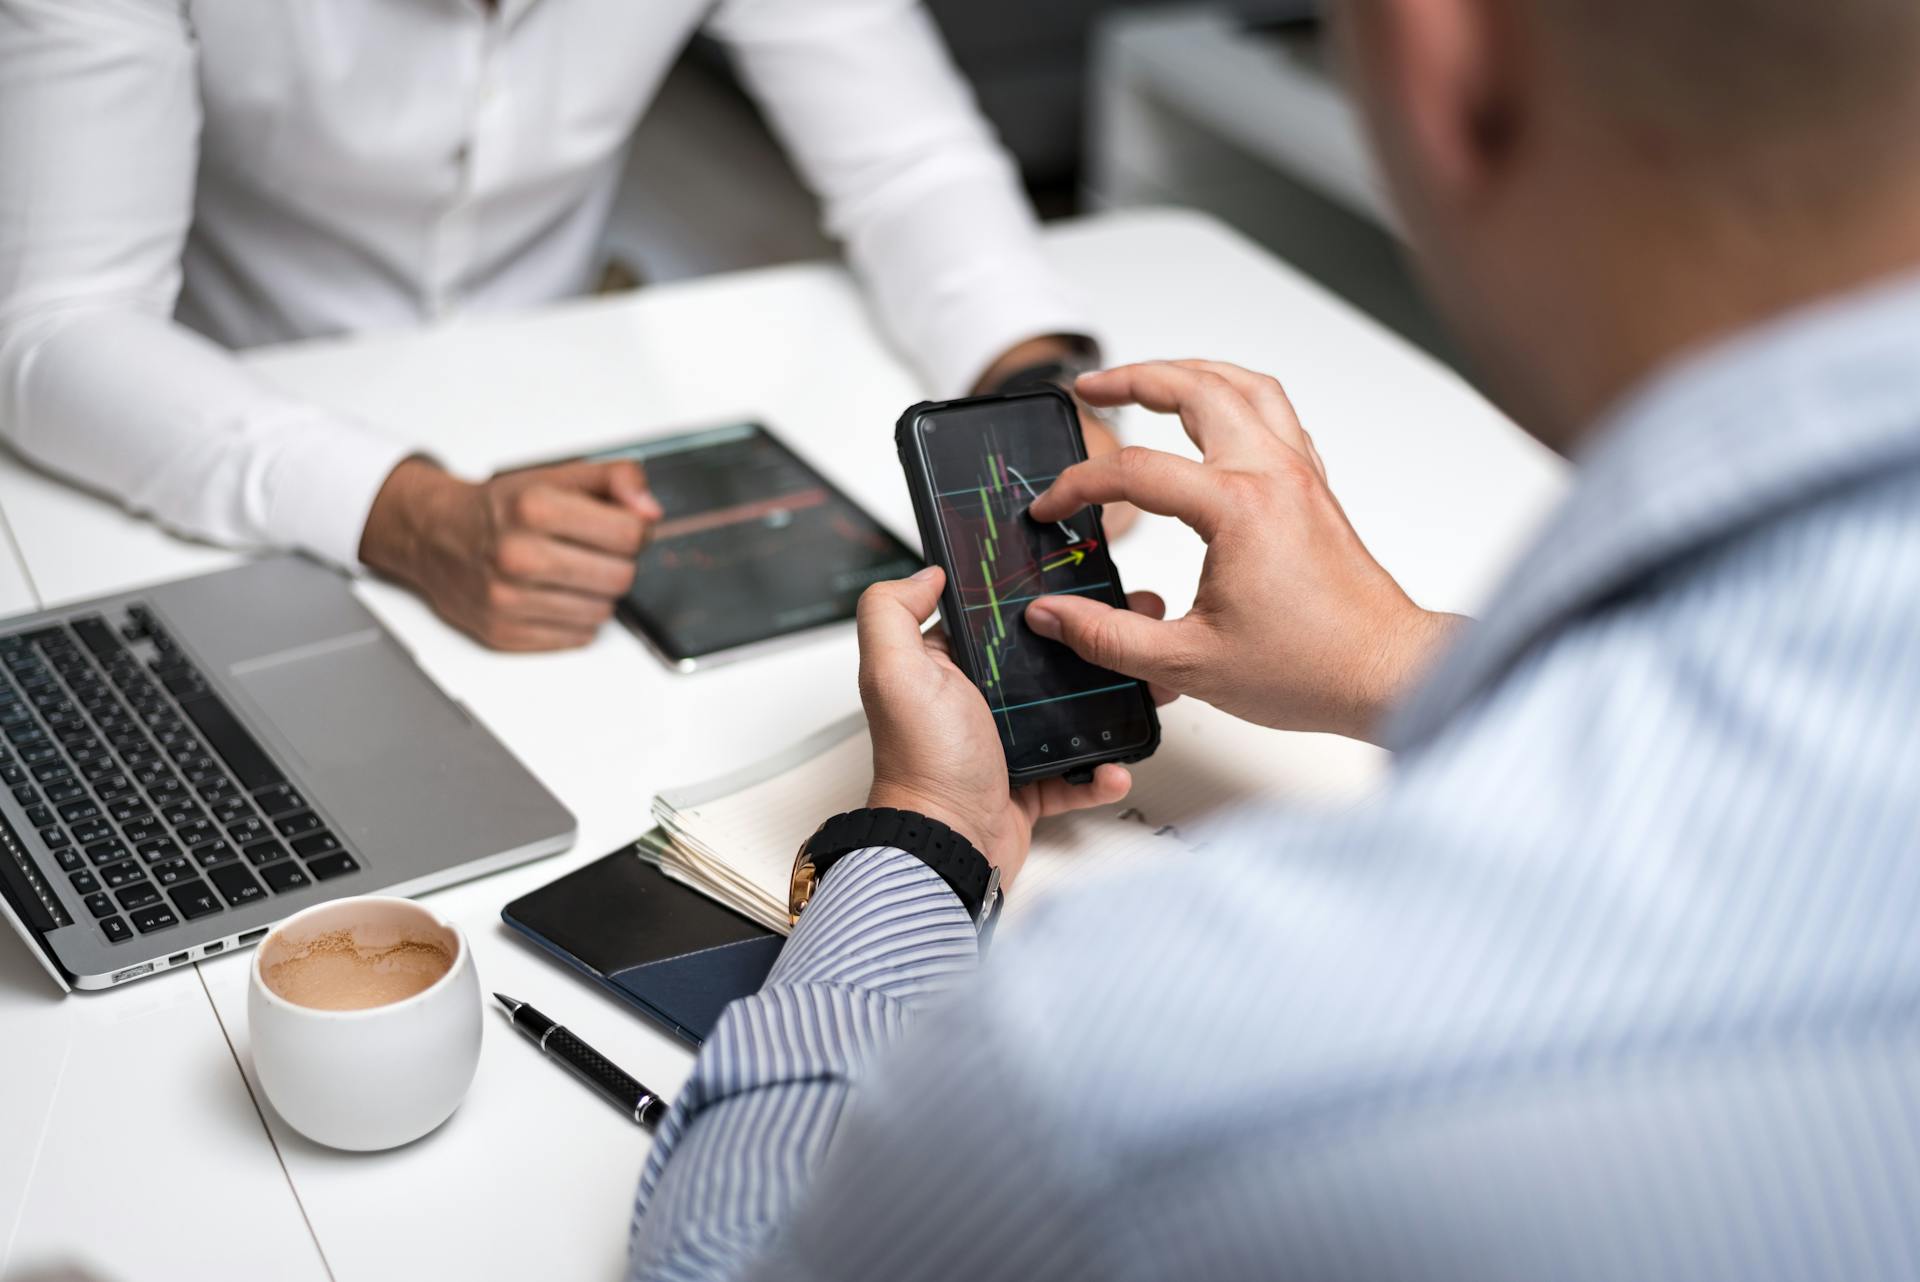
top-left (1350, 608), bottom-right (1465, 744)
top-left (359, 457), bottom-right (460, 584)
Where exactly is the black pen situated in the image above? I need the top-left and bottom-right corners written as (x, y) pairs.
top-left (494, 992), bottom-right (668, 1127)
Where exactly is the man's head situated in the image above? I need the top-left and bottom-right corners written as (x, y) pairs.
top-left (1337, 0), bottom-right (1920, 448)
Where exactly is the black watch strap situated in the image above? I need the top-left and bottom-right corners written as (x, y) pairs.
top-left (795, 808), bottom-right (998, 926)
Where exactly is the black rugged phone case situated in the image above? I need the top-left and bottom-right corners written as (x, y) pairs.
top-left (894, 388), bottom-right (1160, 785)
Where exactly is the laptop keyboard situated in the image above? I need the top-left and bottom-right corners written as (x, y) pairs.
top-left (0, 605), bottom-right (360, 947)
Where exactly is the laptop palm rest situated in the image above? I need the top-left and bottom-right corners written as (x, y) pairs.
top-left (233, 638), bottom-right (567, 875)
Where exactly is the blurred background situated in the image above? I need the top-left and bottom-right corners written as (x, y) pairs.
top-left (607, 0), bottom-right (1461, 371)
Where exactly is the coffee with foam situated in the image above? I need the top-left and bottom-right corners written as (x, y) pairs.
top-left (263, 928), bottom-right (453, 1011)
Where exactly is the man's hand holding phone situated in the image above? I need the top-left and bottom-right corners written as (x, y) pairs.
top-left (1024, 361), bottom-right (1459, 745)
top-left (858, 567), bottom-right (1161, 885)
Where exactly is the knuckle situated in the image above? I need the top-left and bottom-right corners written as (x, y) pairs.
top-left (1077, 613), bottom-right (1131, 670)
top-left (1274, 450), bottom-right (1320, 495)
top-left (1115, 445), bottom-right (1158, 478)
top-left (493, 535), bottom-right (543, 580)
top-left (509, 485), bottom-right (549, 528)
top-left (484, 579), bottom-right (519, 612)
top-left (614, 514), bottom-right (647, 556)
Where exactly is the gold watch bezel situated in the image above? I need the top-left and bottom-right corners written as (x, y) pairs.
top-left (788, 847), bottom-right (818, 927)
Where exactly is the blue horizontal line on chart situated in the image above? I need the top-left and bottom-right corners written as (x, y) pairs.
top-left (964, 582), bottom-right (1111, 612)
top-left (989, 682), bottom-right (1139, 715)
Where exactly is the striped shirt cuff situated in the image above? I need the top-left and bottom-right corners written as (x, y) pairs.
top-left (768, 846), bottom-right (981, 1002)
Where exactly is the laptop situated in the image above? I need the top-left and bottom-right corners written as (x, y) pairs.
top-left (0, 555), bottom-right (576, 991)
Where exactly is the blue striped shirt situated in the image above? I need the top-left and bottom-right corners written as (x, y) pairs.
top-left (629, 272), bottom-right (1920, 1281)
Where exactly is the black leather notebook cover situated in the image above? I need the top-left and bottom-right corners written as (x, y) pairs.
top-left (502, 846), bottom-right (783, 1046)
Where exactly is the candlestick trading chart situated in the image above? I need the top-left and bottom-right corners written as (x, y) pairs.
top-left (922, 410), bottom-right (1153, 768)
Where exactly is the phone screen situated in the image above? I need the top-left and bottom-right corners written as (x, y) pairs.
top-left (908, 394), bottom-right (1156, 776)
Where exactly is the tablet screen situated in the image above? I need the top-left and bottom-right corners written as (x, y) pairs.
top-left (588, 424), bottom-right (919, 666)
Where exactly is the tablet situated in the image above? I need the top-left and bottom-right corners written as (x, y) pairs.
top-left (583, 424), bottom-right (920, 671)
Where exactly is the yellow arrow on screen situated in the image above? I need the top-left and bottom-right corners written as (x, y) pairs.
top-left (1040, 548), bottom-right (1086, 572)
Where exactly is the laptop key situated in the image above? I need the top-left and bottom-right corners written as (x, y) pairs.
top-left (108, 798), bottom-right (149, 823)
top-left (252, 783), bottom-right (306, 817)
top-left (208, 861), bottom-right (266, 907)
top-left (129, 903), bottom-right (179, 934)
top-left (83, 890), bottom-right (115, 918)
top-left (101, 915), bottom-right (132, 943)
top-left (193, 841), bottom-right (237, 869)
top-left (38, 825), bottom-right (68, 849)
top-left (198, 781), bottom-right (240, 807)
top-left (137, 838), bottom-right (182, 863)
top-left (25, 804), bottom-right (55, 828)
top-left (70, 615), bottom-right (122, 660)
top-left (44, 780), bottom-right (84, 806)
top-left (70, 869), bottom-right (100, 895)
top-left (290, 831), bottom-right (342, 859)
top-left (275, 810), bottom-right (323, 838)
top-left (115, 882), bottom-right (162, 911)
top-left (57, 800), bottom-right (100, 825)
top-left (212, 796), bottom-right (253, 825)
top-left (73, 818), bottom-right (114, 846)
top-left (163, 801), bottom-right (204, 827)
top-left (226, 816), bottom-right (267, 845)
top-left (167, 880), bottom-right (222, 920)
top-left (0, 764), bottom-right (22, 785)
top-left (305, 851), bottom-right (359, 881)
top-left (99, 860), bottom-right (143, 889)
top-left (53, 846), bottom-right (83, 873)
top-left (11, 783), bottom-right (36, 805)
top-left (122, 815), bottom-right (164, 845)
top-left (174, 818), bottom-right (218, 848)
top-left (259, 860), bottom-right (311, 894)
top-left (150, 857), bottom-right (193, 887)
top-left (85, 838), bottom-right (129, 866)
top-left (244, 839), bottom-right (289, 867)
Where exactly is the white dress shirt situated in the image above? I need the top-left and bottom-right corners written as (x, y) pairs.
top-left (0, 0), bottom-right (1089, 568)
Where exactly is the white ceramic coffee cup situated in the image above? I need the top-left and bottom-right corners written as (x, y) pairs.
top-left (248, 896), bottom-right (481, 1152)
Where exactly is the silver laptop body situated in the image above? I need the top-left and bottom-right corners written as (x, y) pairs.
top-left (0, 556), bottom-right (575, 991)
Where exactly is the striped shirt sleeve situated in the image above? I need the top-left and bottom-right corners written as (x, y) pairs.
top-left (628, 845), bottom-right (978, 1280)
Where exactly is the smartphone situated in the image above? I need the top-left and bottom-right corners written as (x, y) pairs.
top-left (896, 387), bottom-right (1160, 784)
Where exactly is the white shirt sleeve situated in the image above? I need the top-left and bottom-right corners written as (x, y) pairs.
top-left (0, 0), bottom-right (412, 570)
top-left (708, 0), bottom-right (1098, 397)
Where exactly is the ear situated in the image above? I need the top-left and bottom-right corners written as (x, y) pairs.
top-left (1342, 0), bottom-right (1529, 210)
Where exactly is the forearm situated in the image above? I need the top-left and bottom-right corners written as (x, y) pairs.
top-left (629, 846), bottom-right (977, 1279)
top-left (0, 307), bottom-right (410, 567)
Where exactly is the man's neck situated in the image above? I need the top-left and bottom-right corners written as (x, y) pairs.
top-left (1545, 181), bottom-right (1920, 448)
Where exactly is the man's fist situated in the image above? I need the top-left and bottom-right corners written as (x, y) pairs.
top-left (360, 456), bottom-right (663, 651)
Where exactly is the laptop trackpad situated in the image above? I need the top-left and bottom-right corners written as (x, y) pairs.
top-left (232, 638), bottom-right (561, 865)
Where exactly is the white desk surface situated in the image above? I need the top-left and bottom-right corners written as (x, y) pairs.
top-left (0, 209), bottom-right (1565, 1282)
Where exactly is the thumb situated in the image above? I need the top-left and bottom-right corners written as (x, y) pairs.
top-left (857, 565), bottom-right (946, 664)
top-left (1025, 593), bottom-right (1190, 686)
top-left (598, 459), bottom-right (664, 521)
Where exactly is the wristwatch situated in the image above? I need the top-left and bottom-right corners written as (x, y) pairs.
top-left (789, 807), bottom-right (1002, 934)
top-left (989, 345), bottom-right (1116, 426)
